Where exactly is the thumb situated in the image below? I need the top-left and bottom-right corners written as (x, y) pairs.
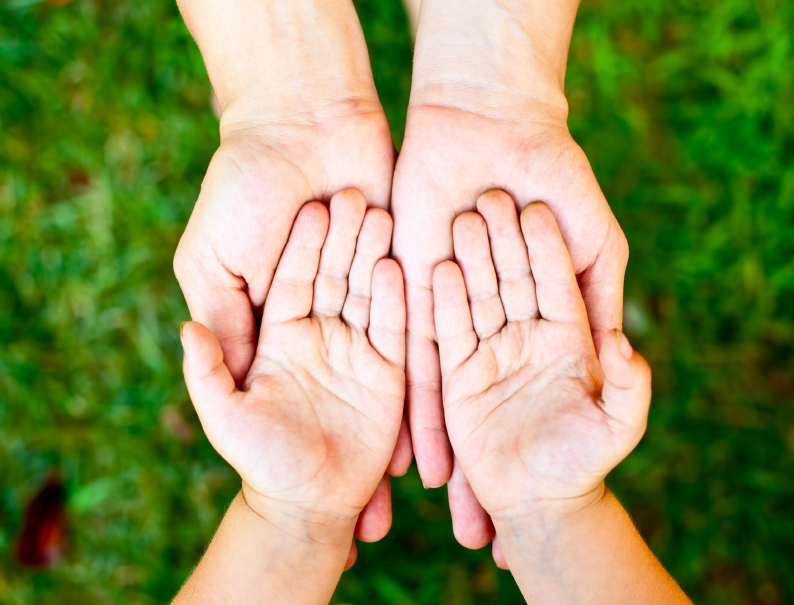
top-left (181, 321), bottom-right (239, 426)
top-left (599, 330), bottom-right (652, 439)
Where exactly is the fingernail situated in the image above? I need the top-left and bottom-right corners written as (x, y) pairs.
top-left (520, 201), bottom-right (544, 219)
top-left (616, 329), bottom-right (633, 360)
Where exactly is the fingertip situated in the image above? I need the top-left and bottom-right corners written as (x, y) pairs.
top-left (618, 329), bottom-right (633, 360)
top-left (355, 476), bottom-right (392, 543)
top-left (373, 258), bottom-right (404, 297)
top-left (296, 200), bottom-right (330, 240)
top-left (386, 414), bottom-right (414, 476)
top-left (332, 188), bottom-right (367, 213)
top-left (600, 330), bottom-right (652, 391)
top-left (344, 540), bottom-right (357, 571)
top-left (453, 211), bottom-right (487, 243)
top-left (432, 260), bottom-right (463, 293)
top-left (448, 463), bottom-right (495, 549)
top-left (180, 321), bottom-right (222, 369)
top-left (329, 189), bottom-right (367, 238)
top-left (413, 429), bottom-right (454, 488)
top-left (476, 189), bottom-right (515, 214)
top-left (492, 537), bottom-right (509, 570)
top-left (519, 200), bottom-right (554, 233)
top-left (363, 206), bottom-right (394, 239)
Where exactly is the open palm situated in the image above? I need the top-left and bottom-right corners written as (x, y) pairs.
top-left (182, 193), bottom-right (406, 528)
top-left (434, 193), bottom-right (650, 518)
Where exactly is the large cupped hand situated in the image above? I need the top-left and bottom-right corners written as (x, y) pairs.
top-left (392, 0), bottom-right (629, 549)
top-left (174, 0), bottom-right (411, 546)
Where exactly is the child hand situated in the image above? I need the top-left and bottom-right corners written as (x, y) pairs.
top-left (181, 190), bottom-right (405, 540)
top-left (433, 191), bottom-right (651, 521)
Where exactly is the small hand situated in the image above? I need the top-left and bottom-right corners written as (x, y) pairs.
top-left (433, 193), bottom-right (651, 520)
top-left (181, 192), bottom-right (406, 542)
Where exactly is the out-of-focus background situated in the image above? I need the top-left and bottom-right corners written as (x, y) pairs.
top-left (1, 0), bottom-right (792, 602)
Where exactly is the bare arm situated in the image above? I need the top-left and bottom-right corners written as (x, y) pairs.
top-left (177, 0), bottom-right (379, 128)
top-left (173, 491), bottom-right (355, 605)
top-left (433, 195), bottom-right (690, 603)
top-left (494, 490), bottom-right (691, 604)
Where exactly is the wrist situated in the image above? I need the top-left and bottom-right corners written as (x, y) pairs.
top-left (219, 95), bottom-right (386, 145)
top-left (490, 483), bottom-right (609, 551)
top-left (179, 0), bottom-right (381, 132)
top-left (241, 483), bottom-right (358, 548)
top-left (410, 0), bottom-right (578, 123)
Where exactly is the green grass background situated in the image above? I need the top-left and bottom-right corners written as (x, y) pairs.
top-left (1, 0), bottom-right (793, 603)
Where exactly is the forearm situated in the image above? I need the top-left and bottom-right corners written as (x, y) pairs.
top-left (493, 488), bottom-right (692, 605)
top-left (176, 0), bottom-right (380, 130)
top-left (173, 490), bottom-right (355, 605)
top-left (411, 0), bottom-right (579, 118)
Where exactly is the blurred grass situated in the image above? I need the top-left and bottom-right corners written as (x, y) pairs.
top-left (0, 0), bottom-right (792, 603)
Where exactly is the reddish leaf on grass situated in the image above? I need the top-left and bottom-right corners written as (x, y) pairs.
top-left (16, 476), bottom-right (67, 567)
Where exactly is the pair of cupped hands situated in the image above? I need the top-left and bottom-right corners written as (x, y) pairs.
top-left (179, 185), bottom-right (650, 573)
top-left (172, 0), bottom-right (643, 574)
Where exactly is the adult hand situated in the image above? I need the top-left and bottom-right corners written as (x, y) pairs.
top-left (392, 0), bottom-right (629, 549)
top-left (174, 0), bottom-right (412, 548)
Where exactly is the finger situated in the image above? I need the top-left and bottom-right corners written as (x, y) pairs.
top-left (344, 540), bottom-right (357, 571)
top-left (393, 200), bottom-right (456, 490)
top-left (520, 202), bottom-right (588, 325)
top-left (342, 208), bottom-right (393, 331)
top-left (368, 259), bottom-right (406, 370)
top-left (405, 327), bottom-right (452, 488)
top-left (180, 321), bottom-right (239, 428)
top-left (452, 212), bottom-right (506, 339)
top-left (476, 190), bottom-right (538, 322)
top-left (600, 330), bottom-right (652, 443)
top-left (355, 475), bottom-right (392, 542)
top-left (386, 411), bottom-right (413, 476)
top-left (492, 536), bottom-right (509, 570)
top-left (432, 261), bottom-right (478, 375)
top-left (174, 247), bottom-right (256, 386)
top-left (447, 458), bottom-right (495, 549)
top-left (578, 221), bottom-right (629, 352)
top-left (312, 190), bottom-right (367, 317)
top-left (263, 202), bottom-right (329, 325)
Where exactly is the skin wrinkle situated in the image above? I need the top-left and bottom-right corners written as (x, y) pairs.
top-left (263, 320), bottom-right (402, 421)
top-left (409, 100), bottom-right (568, 129)
top-left (219, 132), bottom-right (327, 213)
top-left (241, 490), bottom-right (355, 547)
top-left (221, 106), bottom-right (386, 153)
top-left (242, 383), bottom-right (352, 514)
top-left (447, 332), bottom-right (597, 423)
